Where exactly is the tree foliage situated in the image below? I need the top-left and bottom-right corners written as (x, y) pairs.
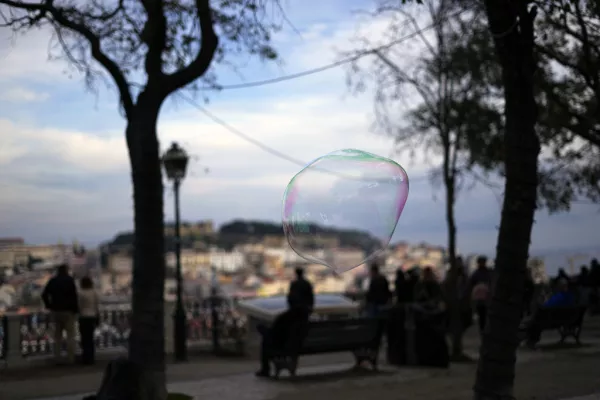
top-left (534, 0), bottom-right (600, 209)
top-left (343, 0), bottom-right (504, 275)
top-left (345, 1), bottom-right (503, 187)
top-left (441, 0), bottom-right (600, 211)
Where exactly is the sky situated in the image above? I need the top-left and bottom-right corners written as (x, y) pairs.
top-left (0, 0), bottom-right (599, 263)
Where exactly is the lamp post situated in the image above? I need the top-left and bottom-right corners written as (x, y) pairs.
top-left (162, 142), bottom-right (189, 362)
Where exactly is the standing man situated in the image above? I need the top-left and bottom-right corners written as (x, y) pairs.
top-left (256, 268), bottom-right (314, 378)
top-left (42, 264), bottom-right (79, 364)
top-left (287, 267), bottom-right (315, 315)
top-left (365, 263), bottom-right (391, 317)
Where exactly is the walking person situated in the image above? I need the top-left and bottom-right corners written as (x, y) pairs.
top-left (78, 276), bottom-right (99, 365)
top-left (42, 264), bottom-right (79, 364)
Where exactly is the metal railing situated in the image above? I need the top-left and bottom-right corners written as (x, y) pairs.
top-left (4, 299), bottom-right (247, 359)
top-left (19, 305), bottom-right (131, 357)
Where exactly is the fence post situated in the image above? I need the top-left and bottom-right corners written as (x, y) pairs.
top-left (210, 292), bottom-right (220, 354)
top-left (4, 314), bottom-right (27, 367)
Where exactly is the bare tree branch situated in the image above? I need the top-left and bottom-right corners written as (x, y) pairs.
top-left (0, 0), bottom-right (135, 117)
top-left (163, 0), bottom-right (218, 95)
top-left (372, 49), bottom-right (440, 124)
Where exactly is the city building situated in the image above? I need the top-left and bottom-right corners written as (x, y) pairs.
top-left (0, 242), bottom-right (67, 269)
top-left (209, 249), bottom-right (245, 273)
top-left (164, 220), bottom-right (214, 237)
top-left (528, 257), bottom-right (548, 284)
top-left (0, 237), bottom-right (25, 247)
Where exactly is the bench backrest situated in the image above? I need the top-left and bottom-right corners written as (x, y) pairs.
top-left (298, 318), bottom-right (381, 353)
top-left (535, 306), bottom-right (586, 328)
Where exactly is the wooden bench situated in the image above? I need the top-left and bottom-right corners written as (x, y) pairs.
top-left (520, 306), bottom-right (587, 345)
top-left (267, 317), bottom-right (384, 378)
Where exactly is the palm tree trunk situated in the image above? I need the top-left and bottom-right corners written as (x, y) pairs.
top-left (474, 2), bottom-right (540, 400)
top-left (127, 92), bottom-right (167, 400)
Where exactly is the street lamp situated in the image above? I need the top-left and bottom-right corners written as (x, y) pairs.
top-left (162, 142), bottom-right (189, 362)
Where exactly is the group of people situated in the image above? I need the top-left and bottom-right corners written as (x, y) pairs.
top-left (250, 257), bottom-right (600, 377)
top-left (366, 257), bottom-right (600, 350)
top-left (554, 258), bottom-right (600, 310)
top-left (41, 264), bottom-right (100, 365)
top-left (363, 258), bottom-right (492, 337)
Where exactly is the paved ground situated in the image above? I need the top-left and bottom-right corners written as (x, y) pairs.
top-left (2, 317), bottom-right (600, 400)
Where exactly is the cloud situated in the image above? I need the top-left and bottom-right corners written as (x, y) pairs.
top-left (0, 87), bottom-right (49, 103)
top-left (0, 0), bottom-right (598, 258)
top-left (0, 119), bottom-right (127, 175)
top-left (0, 27), bottom-right (67, 82)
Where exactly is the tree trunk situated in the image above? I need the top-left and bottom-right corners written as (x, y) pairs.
top-left (445, 176), bottom-right (457, 272)
top-left (443, 157), bottom-right (463, 358)
top-left (445, 188), bottom-right (463, 358)
top-left (126, 92), bottom-right (167, 400)
top-left (474, 2), bottom-right (540, 400)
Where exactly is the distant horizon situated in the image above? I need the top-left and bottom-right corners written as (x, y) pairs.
top-left (7, 215), bottom-right (599, 265)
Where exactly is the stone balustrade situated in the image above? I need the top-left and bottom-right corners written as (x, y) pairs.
top-left (0, 299), bottom-right (247, 367)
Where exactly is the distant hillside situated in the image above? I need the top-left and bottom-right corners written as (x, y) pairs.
top-left (102, 219), bottom-right (379, 253)
top-left (219, 219), bottom-right (378, 249)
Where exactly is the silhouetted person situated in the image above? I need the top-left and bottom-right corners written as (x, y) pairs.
top-left (526, 278), bottom-right (574, 348)
top-left (590, 259), bottom-right (600, 312)
top-left (405, 268), bottom-right (420, 302)
top-left (576, 266), bottom-right (591, 306)
top-left (255, 268), bottom-right (313, 378)
top-left (523, 267), bottom-right (535, 317)
top-left (394, 268), bottom-right (410, 304)
top-left (414, 267), bottom-right (444, 311)
top-left (590, 259), bottom-right (600, 287)
top-left (578, 266), bottom-right (590, 285)
top-left (468, 256), bottom-right (492, 336)
top-left (443, 257), bottom-right (471, 359)
top-left (365, 263), bottom-right (391, 317)
top-left (553, 268), bottom-right (570, 288)
top-left (287, 268), bottom-right (315, 314)
top-left (42, 264), bottom-right (78, 364)
top-left (78, 276), bottom-right (99, 365)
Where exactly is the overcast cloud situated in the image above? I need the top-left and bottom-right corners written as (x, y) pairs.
top-left (0, 0), bottom-right (598, 263)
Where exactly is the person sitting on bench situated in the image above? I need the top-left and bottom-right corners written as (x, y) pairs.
top-left (255, 268), bottom-right (314, 378)
top-left (525, 278), bottom-right (574, 348)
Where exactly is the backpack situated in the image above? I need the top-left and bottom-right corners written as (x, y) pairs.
top-left (471, 282), bottom-right (490, 302)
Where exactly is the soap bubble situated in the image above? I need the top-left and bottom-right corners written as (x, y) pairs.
top-left (282, 149), bottom-right (409, 273)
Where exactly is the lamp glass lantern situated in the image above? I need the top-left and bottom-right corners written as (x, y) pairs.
top-left (162, 142), bottom-right (189, 181)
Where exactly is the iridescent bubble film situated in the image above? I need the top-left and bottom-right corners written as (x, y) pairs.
top-left (282, 149), bottom-right (409, 273)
